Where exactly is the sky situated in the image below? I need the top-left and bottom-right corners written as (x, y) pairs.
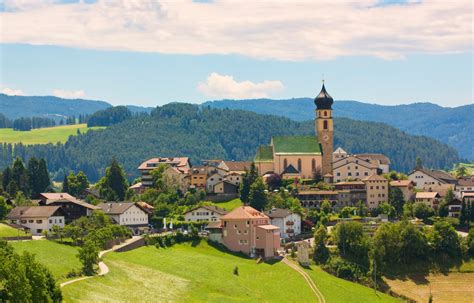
top-left (0, 0), bottom-right (472, 107)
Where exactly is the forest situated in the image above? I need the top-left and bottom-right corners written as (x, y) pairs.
top-left (0, 103), bottom-right (461, 182)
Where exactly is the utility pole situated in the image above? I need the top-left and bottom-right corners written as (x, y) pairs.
top-left (373, 259), bottom-right (377, 294)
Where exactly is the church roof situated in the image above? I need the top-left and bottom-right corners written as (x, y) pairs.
top-left (272, 136), bottom-right (322, 154)
top-left (254, 145), bottom-right (274, 162)
top-left (314, 83), bottom-right (334, 110)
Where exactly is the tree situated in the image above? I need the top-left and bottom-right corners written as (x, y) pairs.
top-left (265, 173), bottom-right (282, 190)
top-left (377, 202), bottom-right (396, 219)
top-left (320, 200), bottom-right (332, 215)
top-left (248, 177), bottom-right (267, 211)
top-left (11, 158), bottom-right (30, 196)
top-left (413, 202), bottom-right (435, 221)
top-left (370, 223), bottom-right (401, 270)
top-left (313, 225), bottom-right (329, 264)
top-left (399, 222), bottom-right (429, 262)
top-left (0, 196), bottom-right (11, 220)
top-left (456, 166), bottom-right (468, 178)
top-left (62, 174), bottom-right (69, 193)
top-left (75, 171), bottom-right (89, 196)
top-left (27, 158), bottom-right (50, 198)
top-left (389, 186), bottom-right (405, 216)
top-left (332, 221), bottom-right (369, 260)
top-left (240, 162), bottom-right (258, 203)
top-left (429, 220), bottom-right (461, 257)
top-left (460, 201), bottom-right (469, 227)
top-left (415, 157), bottom-right (423, 169)
top-left (77, 240), bottom-right (100, 276)
top-left (98, 159), bottom-right (128, 201)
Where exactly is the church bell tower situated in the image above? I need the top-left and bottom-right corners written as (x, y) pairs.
top-left (314, 81), bottom-right (334, 178)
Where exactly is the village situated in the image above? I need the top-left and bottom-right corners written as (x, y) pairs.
top-left (3, 84), bottom-right (473, 260)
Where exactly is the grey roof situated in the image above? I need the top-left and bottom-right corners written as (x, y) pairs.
top-left (41, 192), bottom-right (99, 210)
top-left (314, 83), bottom-right (334, 110)
top-left (97, 202), bottom-right (137, 215)
top-left (7, 206), bottom-right (63, 219)
top-left (264, 208), bottom-right (295, 219)
top-left (282, 164), bottom-right (299, 174)
top-left (457, 177), bottom-right (474, 186)
top-left (355, 153), bottom-right (391, 165)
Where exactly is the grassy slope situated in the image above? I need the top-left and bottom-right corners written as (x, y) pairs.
top-left (11, 240), bottom-right (81, 282)
top-left (211, 198), bottom-right (243, 211)
top-left (63, 241), bottom-right (316, 302)
top-left (304, 265), bottom-right (399, 303)
top-left (0, 223), bottom-right (30, 237)
top-left (0, 124), bottom-right (103, 145)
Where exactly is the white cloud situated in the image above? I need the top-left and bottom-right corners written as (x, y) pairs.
top-left (198, 73), bottom-right (284, 99)
top-left (52, 89), bottom-right (86, 99)
top-left (0, 0), bottom-right (471, 61)
top-left (1, 86), bottom-right (25, 96)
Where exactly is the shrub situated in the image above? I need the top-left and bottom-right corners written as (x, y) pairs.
top-left (323, 256), bottom-right (364, 282)
top-left (233, 266), bottom-right (239, 276)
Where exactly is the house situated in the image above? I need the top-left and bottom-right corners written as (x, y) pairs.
top-left (362, 174), bottom-right (389, 209)
top-left (332, 155), bottom-right (379, 183)
top-left (190, 166), bottom-right (215, 189)
top-left (390, 180), bottom-right (415, 202)
top-left (39, 192), bottom-right (99, 222)
top-left (213, 181), bottom-right (239, 195)
top-left (297, 190), bottom-right (339, 208)
top-left (455, 177), bottom-right (474, 199)
top-left (135, 201), bottom-right (155, 218)
top-left (332, 147), bottom-right (348, 162)
top-left (206, 173), bottom-right (224, 192)
top-left (162, 166), bottom-right (190, 192)
top-left (7, 206), bottom-right (65, 236)
top-left (462, 192), bottom-right (474, 203)
top-left (354, 153), bottom-right (391, 174)
top-left (415, 192), bottom-right (441, 209)
top-left (264, 208), bottom-right (301, 239)
top-left (408, 168), bottom-right (456, 191)
top-left (220, 206), bottom-right (280, 259)
top-left (218, 161), bottom-right (252, 175)
top-left (129, 182), bottom-right (146, 194)
top-left (184, 205), bottom-right (228, 222)
top-left (224, 172), bottom-right (243, 186)
top-left (447, 199), bottom-right (462, 218)
top-left (97, 202), bottom-right (149, 235)
top-left (334, 181), bottom-right (367, 207)
top-left (205, 221), bottom-right (223, 243)
top-left (138, 157), bottom-right (191, 187)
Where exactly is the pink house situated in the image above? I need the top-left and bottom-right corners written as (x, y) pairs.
top-left (221, 206), bottom-right (280, 259)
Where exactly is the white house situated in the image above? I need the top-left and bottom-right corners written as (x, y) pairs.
top-left (98, 202), bottom-right (149, 234)
top-left (184, 205), bottom-right (228, 222)
top-left (264, 208), bottom-right (301, 239)
top-left (408, 168), bottom-right (457, 190)
top-left (206, 173), bottom-right (224, 193)
top-left (455, 177), bottom-right (474, 199)
top-left (7, 206), bottom-right (66, 236)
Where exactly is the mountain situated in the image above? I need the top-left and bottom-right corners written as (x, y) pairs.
top-left (203, 99), bottom-right (474, 160)
top-left (0, 103), bottom-right (460, 182)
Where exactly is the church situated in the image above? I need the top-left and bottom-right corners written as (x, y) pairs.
top-left (254, 82), bottom-right (334, 181)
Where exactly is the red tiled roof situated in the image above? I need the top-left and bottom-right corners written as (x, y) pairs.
top-left (221, 206), bottom-right (268, 220)
top-left (138, 157), bottom-right (190, 172)
top-left (362, 174), bottom-right (387, 182)
top-left (223, 161), bottom-right (252, 172)
top-left (390, 180), bottom-right (414, 187)
top-left (416, 192), bottom-right (440, 199)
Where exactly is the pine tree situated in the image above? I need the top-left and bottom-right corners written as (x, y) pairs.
top-left (313, 225), bottom-right (329, 264)
top-left (460, 201), bottom-right (468, 227)
top-left (415, 157), bottom-right (423, 169)
top-left (240, 162), bottom-right (258, 204)
top-left (101, 159), bottom-right (128, 201)
top-left (62, 174), bottom-right (69, 193)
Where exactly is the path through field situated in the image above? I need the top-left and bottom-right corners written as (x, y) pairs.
top-left (60, 236), bottom-right (142, 288)
top-left (282, 257), bottom-right (326, 303)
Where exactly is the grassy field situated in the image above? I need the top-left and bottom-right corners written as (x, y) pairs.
top-left (304, 265), bottom-right (399, 303)
top-left (211, 198), bottom-right (243, 211)
top-left (11, 240), bottom-right (81, 282)
top-left (0, 223), bottom-right (30, 238)
top-left (0, 124), bottom-right (104, 145)
top-left (62, 241), bottom-right (400, 302)
top-left (385, 272), bottom-right (474, 303)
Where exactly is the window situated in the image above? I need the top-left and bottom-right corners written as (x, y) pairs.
top-left (283, 158), bottom-right (288, 168)
top-left (234, 224), bottom-right (237, 229)
top-left (348, 172), bottom-right (352, 176)
top-left (244, 230), bottom-right (248, 235)
top-left (29, 220), bottom-right (33, 223)
top-left (356, 172), bottom-right (359, 176)
top-left (297, 159), bottom-right (302, 172)
top-left (323, 120), bottom-right (328, 130)
top-left (312, 159), bottom-right (316, 171)
top-left (37, 229), bottom-right (42, 234)
top-left (237, 230), bottom-right (241, 235)
top-left (365, 172), bottom-right (369, 176)
top-left (337, 172), bottom-right (341, 176)
top-left (49, 219), bottom-right (52, 224)
top-left (246, 220), bottom-right (250, 226)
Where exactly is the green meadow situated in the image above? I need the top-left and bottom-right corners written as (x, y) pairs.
top-left (0, 124), bottom-right (104, 145)
top-left (211, 198), bottom-right (243, 211)
top-left (0, 223), bottom-right (30, 238)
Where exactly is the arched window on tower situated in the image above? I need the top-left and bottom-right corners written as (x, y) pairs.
top-left (312, 159), bottom-right (316, 171)
top-left (283, 158), bottom-right (288, 169)
top-left (297, 159), bottom-right (302, 172)
top-left (324, 111), bottom-right (327, 117)
top-left (323, 120), bottom-right (328, 130)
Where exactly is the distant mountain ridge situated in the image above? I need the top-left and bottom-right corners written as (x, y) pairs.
top-left (204, 98), bottom-right (474, 160)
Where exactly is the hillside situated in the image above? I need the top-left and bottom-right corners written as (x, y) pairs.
top-left (204, 99), bottom-right (474, 160)
top-left (0, 103), bottom-right (460, 181)
top-left (0, 94), bottom-right (111, 120)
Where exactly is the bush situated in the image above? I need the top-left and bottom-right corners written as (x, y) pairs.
top-left (323, 256), bottom-right (364, 282)
top-left (233, 266), bottom-right (239, 276)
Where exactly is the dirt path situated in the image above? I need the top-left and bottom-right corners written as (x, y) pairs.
top-left (60, 236), bottom-right (142, 288)
top-left (282, 257), bottom-right (326, 303)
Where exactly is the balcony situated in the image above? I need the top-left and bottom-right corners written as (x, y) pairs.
top-left (286, 221), bottom-right (294, 226)
top-left (286, 228), bottom-right (294, 234)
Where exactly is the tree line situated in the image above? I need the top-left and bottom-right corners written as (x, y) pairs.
top-left (0, 113), bottom-right (90, 131)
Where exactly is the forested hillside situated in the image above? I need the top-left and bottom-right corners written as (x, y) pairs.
top-left (204, 98), bottom-right (474, 160)
top-left (0, 104), bottom-right (460, 181)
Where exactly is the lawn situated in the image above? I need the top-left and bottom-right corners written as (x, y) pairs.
top-left (63, 241), bottom-right (316, 302)
top-left (211, 198), bottom-right (243, 211)
top-left (63, 241), bottom-right (401, 302)
top-left (0, 223), bottom-right (30, 238)
top-left (303, 265), bottom-right (400, 303)
top-left (0, 124), bottom-right (104, 145)
top-left (11, 240), bottom-right (81, 282)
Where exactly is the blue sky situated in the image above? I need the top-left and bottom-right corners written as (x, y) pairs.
top-left (0, 1), bottom-right (472, 107)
